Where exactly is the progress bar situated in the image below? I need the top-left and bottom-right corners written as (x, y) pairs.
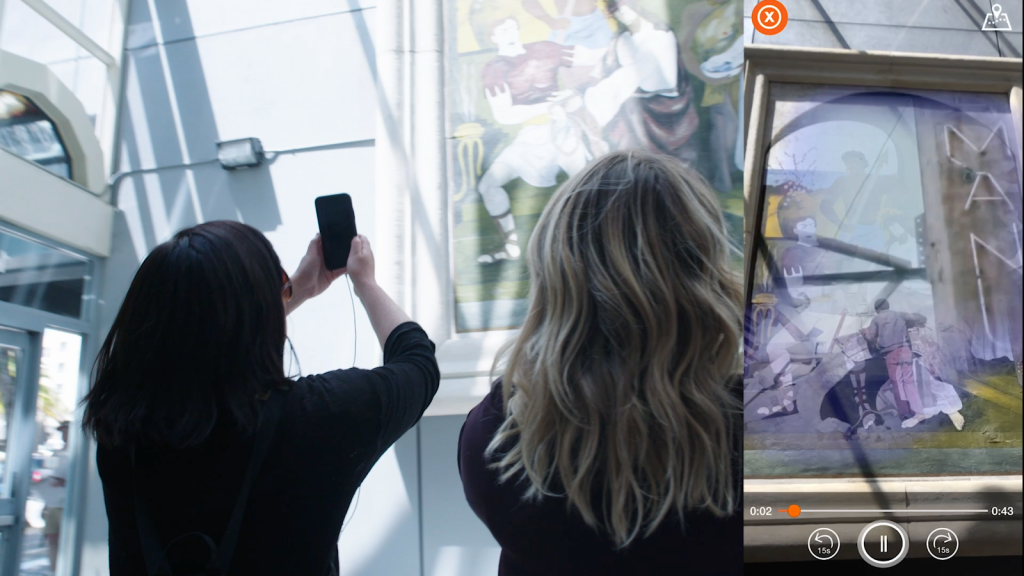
top-left (793, 510), bottom-right (989, 513)
top-left (774, 504), bottom-right (991, 517)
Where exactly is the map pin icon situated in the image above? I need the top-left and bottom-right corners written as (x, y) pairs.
top-left (993, 4), bottom-right (1002, 19)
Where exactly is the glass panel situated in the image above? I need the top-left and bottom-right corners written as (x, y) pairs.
top-left (0, 91), bottom-right (71, 179)
top-left (22, 329), bottom-right (81, 575)
top-left (744, 85), bottom-right (1023, 478)
top-left (0, 228), bottom-right (89, 319)
top-left (0, 342), bottom-right (17, 498)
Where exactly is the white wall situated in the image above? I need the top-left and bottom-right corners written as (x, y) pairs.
top-left (420, 416), bottom-right (501, 576)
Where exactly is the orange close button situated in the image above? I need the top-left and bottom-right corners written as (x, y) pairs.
top-left (752, 0), bottom-right (789, 36)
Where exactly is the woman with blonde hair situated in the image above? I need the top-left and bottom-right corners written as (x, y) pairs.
top-left (458, 150), bottom-right (743, 575)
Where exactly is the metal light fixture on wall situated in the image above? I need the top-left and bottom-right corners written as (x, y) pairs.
top-left (216, 137), bottom-right (264, 169)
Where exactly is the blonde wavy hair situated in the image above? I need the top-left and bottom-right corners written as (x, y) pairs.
top-left (486, 150), bottom-right (743, 548)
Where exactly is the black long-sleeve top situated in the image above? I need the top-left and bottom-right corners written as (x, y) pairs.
top-left (98, 322), bottom-right (439, 576)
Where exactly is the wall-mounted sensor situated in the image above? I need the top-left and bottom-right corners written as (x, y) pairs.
top-left (216, 137), bottom-right (264, 169)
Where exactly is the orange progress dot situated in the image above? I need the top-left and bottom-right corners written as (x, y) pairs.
top-left (787, 504), bottom-right (801, 517)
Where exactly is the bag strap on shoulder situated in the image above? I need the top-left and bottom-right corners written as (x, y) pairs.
top-left (130, 387), bottom-right (287, 575)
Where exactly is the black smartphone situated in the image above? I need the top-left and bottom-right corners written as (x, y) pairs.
top-left (315, 194), bottom-right (357, 270)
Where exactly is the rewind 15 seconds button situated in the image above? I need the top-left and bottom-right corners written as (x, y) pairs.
top-left (808, 528), bottom-right (840, 560)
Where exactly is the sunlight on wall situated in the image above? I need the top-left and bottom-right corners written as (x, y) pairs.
top-left (430, 545), bottom-right (502, 576)
top-left (337, 447), bottom-right (414, 575)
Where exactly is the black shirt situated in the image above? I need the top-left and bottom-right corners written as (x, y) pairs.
top-left (98, 322), bottom-right (439, 576)
top-left (458, 378), bottom-right (743, 576)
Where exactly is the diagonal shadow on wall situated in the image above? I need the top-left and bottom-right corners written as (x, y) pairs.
top-left (115, 0), bottom-right (282, 254)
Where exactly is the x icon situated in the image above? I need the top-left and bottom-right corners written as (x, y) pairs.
top-left (754, 1), bottom-right (788, 34)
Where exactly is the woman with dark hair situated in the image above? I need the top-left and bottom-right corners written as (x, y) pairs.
top-left (83, 221), bottom-right (439, 575)
top-left (458, 150), bottom-right (743, 575)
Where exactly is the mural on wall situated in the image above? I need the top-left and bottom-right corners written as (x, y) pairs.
top-left (446, 0), bottom-right (744, 332)
top-left (743, 86), bottom-right (1023, 478)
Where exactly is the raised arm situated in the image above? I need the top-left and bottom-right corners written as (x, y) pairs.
top-left (486, 83), bottom-right (553, 125)
top-left (285, 234), bottom-right (437, 458)
top-left (284, 234), bottom-right (345, 316)
top-left (571, 45), bottom-right (606, 66)
top-left (285, 234), bottom-right (410, 349)
top-left (862, 317), bottom-right (879, 345)
top-left (901, 312), bottom-right (927, 328)
top-left (346, 235), bottom-right (412, 349)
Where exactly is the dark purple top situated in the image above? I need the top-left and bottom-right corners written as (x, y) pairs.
top-left (458, 378), bottom-right (743, 576)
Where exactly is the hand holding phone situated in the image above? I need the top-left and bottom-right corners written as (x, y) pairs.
top-left (343, 235), bottom-right (375, 293)
top-left (284, 234), bottom-right (347, 315)
top-left (315, 194), bottom-right (357, 271)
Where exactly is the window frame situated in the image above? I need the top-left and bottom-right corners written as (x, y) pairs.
top-left (0, 51), bottom-right (113, 258)
top-left (0, 50), bottom-right (106, 194)
top-left (741, 44), bottom-right (1023, 559)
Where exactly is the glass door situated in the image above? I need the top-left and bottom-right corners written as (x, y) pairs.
top-left (0, 325), bottom-right (81, 576)
top-left (0, 326), bottom-right (38, 575)
top-left (1, 225), bottom-right (93, 576)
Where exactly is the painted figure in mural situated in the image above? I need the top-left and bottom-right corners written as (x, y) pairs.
top-left (762, 203), bottom-right (838, 393)
top-left (815, 148), bottom-right (909, 313)
top-left (521, 0), bottom-right (618, 117)
top-left (834, 330), bottom-right (877, 428)
top-left (474, 16), bottom-right (605, 264)
top-left (521, 0), bottom-right (614, 48)
top-left (779, 214), bottom-right (829, 304)
top-left (679, 0), bottom-right (742, 192)
top-left (902, 325), bottom-right (966, 429)
top-left (861, 298), bottom-right (926, 421)
top-left (585, 2), bottom-right (701, 166)
top-left (817, 148), bottom-right (896, 250)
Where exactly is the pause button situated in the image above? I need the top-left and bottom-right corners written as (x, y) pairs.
top-left (858, 521), bottom-right (908, 567)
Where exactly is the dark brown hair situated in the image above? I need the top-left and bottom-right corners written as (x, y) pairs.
top-left (82, 221), bottom-right (289, 449)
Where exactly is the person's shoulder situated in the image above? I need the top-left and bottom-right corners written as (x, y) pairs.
top-left (459, 380), bottom-right (509, 475)
top-left (528, 40), bottom-right (559, 50)
top-left (481, 378), bottom-right (507, 418)
top-left (463, 379), bottom-right (506, 436)
top-left (95, 441), bottom-right (129, 479)
top-left (290, 369), bottom-right (380, 416)
top-left (483, 53), bottom-right (512, 69)
top-left (528, 40), bottom-right (571, 57)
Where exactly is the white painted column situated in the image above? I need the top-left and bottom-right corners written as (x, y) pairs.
top-left (410, 0), bottom-right (450, 343)
top-left (375, 0), bottom-right (409, 315)
top-left (376, 0), bottom-right (450, 342)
